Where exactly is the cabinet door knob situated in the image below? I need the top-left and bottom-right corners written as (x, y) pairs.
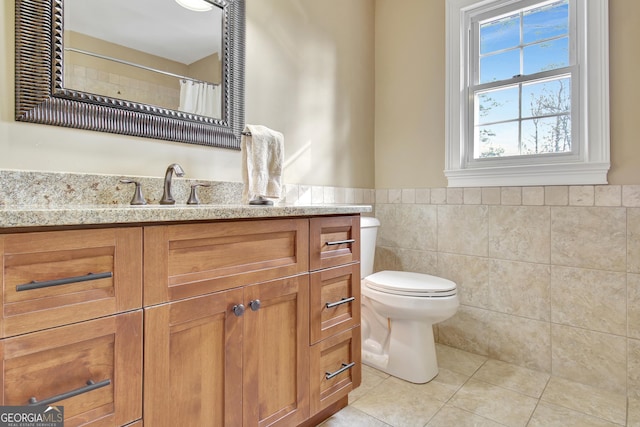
top-left (232, 304), bottom-right (245, 317)
top-left (249, 299), bottom-right (261, 311)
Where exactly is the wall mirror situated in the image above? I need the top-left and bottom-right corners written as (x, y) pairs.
top-left (15, 0), bottom-right (245, 149)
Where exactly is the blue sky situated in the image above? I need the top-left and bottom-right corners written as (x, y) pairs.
top-left (474, 0), bottom-right (571, 157)
top-left (479, 0), bottom-right (569, 84)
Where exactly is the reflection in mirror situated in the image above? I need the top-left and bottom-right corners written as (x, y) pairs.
top-left (15, 0), bottom-right (245, 149)
top-left (64, 0), bottom-right (223, 118)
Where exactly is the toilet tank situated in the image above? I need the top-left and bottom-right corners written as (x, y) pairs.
top-left (360, 216), bottom-right (380, 278)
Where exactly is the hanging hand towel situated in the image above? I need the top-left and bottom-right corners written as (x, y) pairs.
top-left (241, 124), bottom-right (284, 204)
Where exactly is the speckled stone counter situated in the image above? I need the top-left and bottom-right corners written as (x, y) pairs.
top-left (0, 170), bottom-right (372, 229)
top-left (0, 170), bottom-right (244, 207)
top-left (0, 204), bottom-right (372, 229)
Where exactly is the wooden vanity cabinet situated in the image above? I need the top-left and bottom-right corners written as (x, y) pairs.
top-left (0, 214), bottom-right (362, 426)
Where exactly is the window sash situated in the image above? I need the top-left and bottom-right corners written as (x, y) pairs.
top-left (465, 0), bottom-right (578, 166)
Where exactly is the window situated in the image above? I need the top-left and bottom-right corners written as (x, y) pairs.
top-left (445, 0), bottom-right (609, 187)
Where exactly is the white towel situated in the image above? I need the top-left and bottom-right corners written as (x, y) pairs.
top-left (241, 124), bottom-right (284, 203)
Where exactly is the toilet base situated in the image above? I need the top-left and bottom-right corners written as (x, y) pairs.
top-left (362, 318), bottom-right (439, 384)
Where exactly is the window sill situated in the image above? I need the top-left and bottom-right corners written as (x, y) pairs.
top-left (444, 162), bottom-right (609, 187)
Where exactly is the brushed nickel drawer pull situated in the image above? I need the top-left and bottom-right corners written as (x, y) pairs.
top-left (325, 362), bottom-right (355, 380)
top-left (28, 379), bottom-right (111, 406)
top-left (16, 272), bottom-right (113, 292)
top-left (325, 239), bottom-right (355, 246)
top-left (325, 296), bottom-right (355, 309)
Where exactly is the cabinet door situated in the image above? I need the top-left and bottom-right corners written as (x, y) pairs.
top-left (243, 275), bottom-right (310, 427)
top-left (0, 311), bottom-right (143, 427)
top-left (144, 289), bottom-right (244, 427)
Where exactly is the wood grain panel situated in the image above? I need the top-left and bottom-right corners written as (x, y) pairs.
top-left (144, 289), bottom-right (243, 427)
top-left (144, 219), bottom-right (309, 305)
top-left (309, 216), bottom-right (360, 271)
top-left (0, 311), bottom-right (142, 427)
top-left (0, 228), bottom-right (142, 337)
top-left (243, 275), bottom-right (310, 427)
top-left (310, 264), bottom-right (361, 344)
top-left (310, 327), bottom-right (361, 414)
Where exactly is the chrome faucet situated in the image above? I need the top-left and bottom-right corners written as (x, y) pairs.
top-left (160, 163), bottom-right (185, 205)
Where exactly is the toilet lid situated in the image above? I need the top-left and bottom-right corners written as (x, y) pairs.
top-left (364, 271), bottom-right (457, 297)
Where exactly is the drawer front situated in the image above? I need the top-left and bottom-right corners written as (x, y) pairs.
top-left (310, 264), bottom-right (360, 344)
top-left (0, 311), bottom-right (143, 427)
top-left (0, 228), bottom-right (142, 338)
top-left (309, 216), bottom-right (360, 271)
top-left (310, 327), bottom-right (361, 414)
top-left (144, 219), bottom-right (309, 305)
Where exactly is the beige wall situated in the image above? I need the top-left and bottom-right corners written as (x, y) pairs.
top-left (375, 0), bottom-right (447, 188)
top-left (246, 0), bottom-right (375, 188)
top-left (375, 0), bottom-right (640, 188)
top-left (0, 0), bottom-right (375, 188)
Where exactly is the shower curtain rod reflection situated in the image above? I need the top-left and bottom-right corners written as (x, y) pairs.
top-left (64, 47), bottom-right (219, 85)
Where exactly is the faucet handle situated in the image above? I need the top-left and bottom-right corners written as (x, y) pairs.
top-left (120, 179), bottom-right (147, 205)
top-left (187, 183), bottom-right (211, 205)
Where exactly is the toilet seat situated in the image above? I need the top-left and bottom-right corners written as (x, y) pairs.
top-left (364, 271), bottom-right (457, 297)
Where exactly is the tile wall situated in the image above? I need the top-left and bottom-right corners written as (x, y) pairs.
top-left (283, 183), bottom-right (375, 206)
top-left (65, 64), bottom-right (180, 111)
top-left (373, 185), bottom-right (640, 399)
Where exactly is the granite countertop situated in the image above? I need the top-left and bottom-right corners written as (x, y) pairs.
top-left (0, 203), bottom-right (372, 229)
top-left (0, 170), bottom-right (373, 229)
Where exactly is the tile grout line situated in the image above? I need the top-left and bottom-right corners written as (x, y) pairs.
top-left (525, 375), bottom-right (553, 426)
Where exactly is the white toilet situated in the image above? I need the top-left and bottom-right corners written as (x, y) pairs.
top-left (360, 217), bottom-right (459, 383)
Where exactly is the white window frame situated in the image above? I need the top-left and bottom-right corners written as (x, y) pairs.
top-left (445, 0), bottom-right (609, 187)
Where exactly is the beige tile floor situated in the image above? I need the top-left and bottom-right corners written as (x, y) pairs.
top-left (319, 344), bottom-right (638, 427)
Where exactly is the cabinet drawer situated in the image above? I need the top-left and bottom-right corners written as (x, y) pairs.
top-left (144, 219), bottom-right (309, 305)
top-left (310, 327), bottom-right (361, 414)
top-left (0, 310), bottom-right (143, 427)
top-left (309, 216), bottom-right (360, 271)
top-left (0, 228), bottom-right (142, 337)
top-left (310, 264), bottom-right (360, 344)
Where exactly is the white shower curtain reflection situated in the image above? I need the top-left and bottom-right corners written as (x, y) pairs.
top-left (178, 79), bottom-right (221, 118)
